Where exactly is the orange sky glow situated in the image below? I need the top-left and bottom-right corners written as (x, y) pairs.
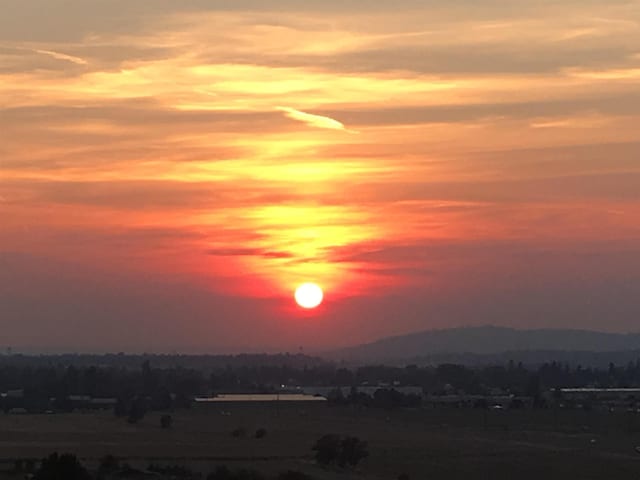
top-left (1, 0), bottom-right (640, 352)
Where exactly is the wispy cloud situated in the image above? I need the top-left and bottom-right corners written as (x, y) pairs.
top-left (276, 106), bottom-right (358, 133)
top-left (564, 67), bottom-right (640, 80)
top-left (34, 49), bottom-right (88, 65)
top-left (529, 113), bottom-right (612, 129)
top-left (207, 247), bottom-right (294, 259)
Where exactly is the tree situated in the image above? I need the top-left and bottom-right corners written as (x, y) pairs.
top-left (313, 434), bottom-right (342, 465)
top-left (34, 453), bottom-right (91, 480)
top-left (160, 414), bottom-right (173, 429)
top-left (525, 374), bottom-right (542, 407)
top-left (127, 396), bottom-right (147, 424)
top-left (337, 436), bottom-right (368, 467)
top-left (97, 455), bottom-right (119, 479)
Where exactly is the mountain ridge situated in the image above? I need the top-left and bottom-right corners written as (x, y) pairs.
top-left (328, 325), bottom-right (640, 364)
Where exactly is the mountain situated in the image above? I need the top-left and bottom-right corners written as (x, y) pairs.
top-left (329, 326), bottom-right (640, 365)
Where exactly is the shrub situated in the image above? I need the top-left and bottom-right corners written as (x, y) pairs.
top-left (337, 436), bottom-right (369, 467)
top-left (208, 465), bottom-right (233, 480)
top-left (255, 427), bottom-right (267, 439)
top-left (34, 452), bottom-right (91, 480)
top-left (276, 471), bottom-right (315, 480)
top-left (312, 434), bottom-right (342, 465)
top-left (231, 427), bottom-right (247, 438)
top-left (148, 463), bottom-right (195, 478)
top-left (207, 466), bottom-right (266, 480)
top-left (97, 454), bottom-right (119, 475)
top-left (312, 434), bottom-right (368, 468)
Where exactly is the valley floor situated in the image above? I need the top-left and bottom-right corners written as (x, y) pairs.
top-left (1, 405), bottom-right (640, 479)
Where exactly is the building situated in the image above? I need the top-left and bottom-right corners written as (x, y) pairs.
top-left (194, 393), bottom-right (327, 406)
top-left (424, 394), bottom-right (533, 409)
top-left (552, 388), bottom-right (640, 410)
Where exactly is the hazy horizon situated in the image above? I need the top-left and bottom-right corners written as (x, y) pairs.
top-left (2, 0), bottom-right (640, 351)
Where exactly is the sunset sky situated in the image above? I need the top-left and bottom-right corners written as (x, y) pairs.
top-left (1, 0), bottom-right (640, 352)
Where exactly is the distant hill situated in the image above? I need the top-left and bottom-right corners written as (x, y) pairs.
top-left (329, 326), bottom-right (640, 365)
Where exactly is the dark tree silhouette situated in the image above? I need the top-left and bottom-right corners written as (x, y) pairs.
top-left (160, 414), bottom-right (173, 429)
top-left (97, 454), bottom-right (119, 479)
top-left (127, 396), bottom-right (147, 424)
top-left (337, 436), bottom-right (369, 467)
top-left (313, 434), bottom-right (342, 465)
top-left (34, 453), bottom-right (91, 480)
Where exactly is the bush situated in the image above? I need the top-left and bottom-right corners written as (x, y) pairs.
top-left (207, 466), bottom-right (266, 480)
top-left (208, 465), bottom-right (233, 480)
top-left (276, 471), bottom-right (315, 480)
top-left (97, 454), bottom-right (119, 476)
top-left (312, 434), bottom-right (368, 468)
top-left (337, 436), bottom-right (369, 467)
top-left (34, 452), bottom-right (91, 480)
top-left (312, 434), bottom-right (341, 465)
top-left (148, 463), bottom-right (195, 478)
top-left (255, 428), bottom-right (267, 439)
top-left (231, 427), bottom-right (247, 438)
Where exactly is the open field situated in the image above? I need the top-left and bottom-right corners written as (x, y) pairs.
top-left (1, 405), bottom-right (640, 479)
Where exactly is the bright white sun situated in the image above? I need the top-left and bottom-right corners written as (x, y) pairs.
top-left (294, 282), bottom-right (324, 309)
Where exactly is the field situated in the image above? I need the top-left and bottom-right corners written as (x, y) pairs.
top-left (1, 404), bottom-right (640, 479)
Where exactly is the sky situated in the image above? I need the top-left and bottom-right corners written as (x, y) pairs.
top-left (1, 0), bottom-right (640, 353)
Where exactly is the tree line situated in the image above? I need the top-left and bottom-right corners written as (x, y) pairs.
top-left (3, 356), bottom-right (640, 413)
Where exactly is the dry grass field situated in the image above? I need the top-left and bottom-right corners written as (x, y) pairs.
top-left (1, 405), bottom-right (640, 479)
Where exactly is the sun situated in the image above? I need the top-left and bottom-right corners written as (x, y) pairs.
top-left (294, 282), bottom-right (324, 309)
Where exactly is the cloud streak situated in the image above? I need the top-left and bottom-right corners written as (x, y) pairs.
top-left (33, 48), bottom-right (88, 65)
top-left (276, 106), bottom-right (358, 133)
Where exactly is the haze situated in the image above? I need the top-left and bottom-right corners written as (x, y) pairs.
top-left (1, 0), bottom-right (640, 352)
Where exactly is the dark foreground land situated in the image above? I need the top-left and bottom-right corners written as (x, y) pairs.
top-left (2, 404), bottom-right (640, 479)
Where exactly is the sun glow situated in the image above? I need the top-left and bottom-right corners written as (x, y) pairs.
top-left (294, 283), bottom-right (324, 309)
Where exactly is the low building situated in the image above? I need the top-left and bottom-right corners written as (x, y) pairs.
top-left (552, 388), bottom-right (640, 410)
top-left (424, 394), bottom-right (533, 409)
top-left (195, 393), bottom-right (327, 405)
